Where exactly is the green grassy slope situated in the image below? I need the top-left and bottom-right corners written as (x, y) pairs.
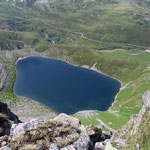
top-left (0, 0), bottom-right (150, 51)
top-left (48, 45), bottom-right (150, 129)
top-left (1, 44), bottom-right (150, 129)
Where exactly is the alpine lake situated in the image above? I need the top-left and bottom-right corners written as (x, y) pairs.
top-left (14, 56), bottom-right (121, 114)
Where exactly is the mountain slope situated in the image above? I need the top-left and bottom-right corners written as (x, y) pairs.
top-left (0, 0), bottom-right (150, 51)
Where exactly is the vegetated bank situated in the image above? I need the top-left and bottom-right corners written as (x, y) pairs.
top-left (0, 44), bottom-right (150, 130)
top-left (14, 56), bottom-right (121, 114)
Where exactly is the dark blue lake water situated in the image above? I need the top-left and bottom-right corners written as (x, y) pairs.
top-left (14, 56), bottom-right (121, 114)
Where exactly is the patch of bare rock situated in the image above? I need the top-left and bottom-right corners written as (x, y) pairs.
top-left (0, 64), bottom-right (8, 92)
top-left (0, 113), bottom-right (116, 150)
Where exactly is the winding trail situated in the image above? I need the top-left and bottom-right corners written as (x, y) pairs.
top-left (98, 49), bottom-right (149, 55)
top-left (42, 21), bottom-right (149, 49)
top-left (9, 1), bottom-right (150, 50)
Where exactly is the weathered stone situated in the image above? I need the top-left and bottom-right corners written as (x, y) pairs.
top-left (136, 143), bottom-right (140, 150)
top-left (86, 125), bottom-right (102, 144)
top-left (95, 142), bottom-right (105, 150)
top-left (73, 136), bottom-right (90, 149)
top-left (0, 64), bottom-right (8, 93)
top-left (1, 141), bottom-right (7, 147)
top-left (60, 147), bottom-right (69, 150)
top-left (130, 90), bottom-right (150, 135)
top-left (10, 119), bottom-right (42, 136)
top-left (11, 123), bottom-right (32, 136)
top-left (105, 142), bottom-right (117, 150)
top-left (104, 139), bottom-right (111, 145)
top-left (96, 124), bottom-right (104, 131)
top-left (79, 124), bottom-right (87, 136)
top-left (29, 119), bottom-right (43, 126)
top-left (54, 113), bottom-right (80, 128)
top-left (1, 146), bottom-right (12, 150)
top-left (66, 145), bottom-right (76, 150)
top-left (13, 131), bottom-right (26, 141)
top-left (114, 138), bottom-right (126, 147)
top-left (49, 144), bottom-right (59, 150)
top-left (143, 90), bottom-right (150, 108)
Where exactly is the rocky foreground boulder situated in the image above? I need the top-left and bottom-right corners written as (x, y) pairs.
top-left (0, 113), bottom-right (115, 150)
top-left (1, 89), bottom-right (149, 150)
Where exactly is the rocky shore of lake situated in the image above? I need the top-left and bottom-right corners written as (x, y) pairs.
top-left (0, 90), bottom-right (149, 150)
top-left (0, 50), bottom-right (58, 122)
top-left (0, 63), bottom-right (8, 92)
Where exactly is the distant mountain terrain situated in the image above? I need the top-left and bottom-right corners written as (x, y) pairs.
top-left (0, 0), bottom-right (150, 51)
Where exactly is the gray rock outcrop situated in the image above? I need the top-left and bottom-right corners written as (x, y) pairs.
top-left (49, 144), bottom-right (59, 150)
top-left (95, 142), bottom-right (105, 150)
top-left (73, 136), bottom-right (91, 150)
top-left (10, 119), bottom-right (43, 136)
top-left (0, 146), bottom-right (12, 150)
top-left (111, 90), bottom-right (150, 148)
top-left (129, 90), bottom-right (150, 135)
top-left (54, 113), bottom-right (81, 128)
top-left (0, 113), bottom-right (117, 149)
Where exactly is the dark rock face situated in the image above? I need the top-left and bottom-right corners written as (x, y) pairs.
top-left (0, 114), bottom-right (11, 136)
top-left (86, 125), bottom-right (112, 145)
top-left (86, 125), bottom-right (102, 144)
top-left (0, 102), bottom-right (21, 124)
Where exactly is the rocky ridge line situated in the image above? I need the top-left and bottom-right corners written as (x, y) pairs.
top-left (111, 90), bottom-right (150, 148)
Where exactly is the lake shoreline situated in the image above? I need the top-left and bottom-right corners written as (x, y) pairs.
top-left (14, 55), bottom-right (122, 113)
